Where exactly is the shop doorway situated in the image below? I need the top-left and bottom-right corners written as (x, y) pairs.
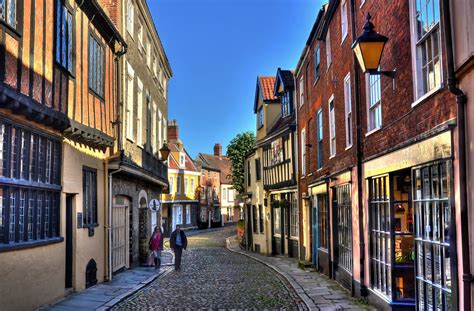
top-left (65, 194), bottom-right (74, 289)
top-left (112, 196), bottom-right (129, 273)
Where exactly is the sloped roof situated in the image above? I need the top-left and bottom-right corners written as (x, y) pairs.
top-left (195, 153), bottom-right (233, 184)
top-left (168, 140), bottom-right (198, 172)
top-left (274, 68), bottom-right (295, 96)
top-left (254, 76), bottom-right (279, 113)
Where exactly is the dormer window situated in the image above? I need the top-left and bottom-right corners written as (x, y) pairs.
top-left (180, 153), bottom-right (185, 168)
top-left (281, 92), bottom-right (291, 117)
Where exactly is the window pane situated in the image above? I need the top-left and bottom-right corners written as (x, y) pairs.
top-left (9, 188), bottom-right (16, 242)
top-left (67, 11), bottom-right (73, 72)
top-left (37, 192), bottom-right (43, 239)
top-left (28, 190), bottom-right (35, 240)
top-left (0, 123), bottom-right (7, 177)
top-left (0, 187), bottom-right (3, 242)
top-left (18, 189), bottom-right (26, 242)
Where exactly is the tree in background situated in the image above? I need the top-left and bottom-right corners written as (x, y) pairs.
top-left (226, 131), bottom-right (256, 194)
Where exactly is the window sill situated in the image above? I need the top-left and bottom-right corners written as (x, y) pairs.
top-left (360, 0), bottom-right (365, 8)
top-left (0, 20), bottom-right (22, 39)
top-left (301, 175), bottom-right (306, 179)
top-left (0, 237), bottom-right (64, 253)
top-left (329, 154), bottom-right (336, 159)
top-left (365, 127), bottom-right (381, 137)
top-left (411, 85), bottom-right (443, 109)
top-left (345, 144), bottom-right (353, 151)
top-left (82, 223), bottom-right (99, 228)
top-left (126, 137), bottom-right (135, 144)
top-left (313, 77), bottom-right (320, 87)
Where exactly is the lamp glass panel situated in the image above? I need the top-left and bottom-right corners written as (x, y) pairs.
top-left (353, 43), bottom-right (367, 72)
top-left (360, 41), bottom-right (385, 71)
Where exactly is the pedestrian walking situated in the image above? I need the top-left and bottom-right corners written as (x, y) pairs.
top-left (169, 224), bottom-right (187, 271)
top-left (148, 226), bottom-right (163, 269)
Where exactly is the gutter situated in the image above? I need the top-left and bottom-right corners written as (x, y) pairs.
top-left (349, 0), bottom-right (367, 297)
top-left (441, 0), bottom-right (471, 309)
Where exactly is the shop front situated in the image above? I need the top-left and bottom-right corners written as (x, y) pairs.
top-left (270, 190), bottom-right (298, 258)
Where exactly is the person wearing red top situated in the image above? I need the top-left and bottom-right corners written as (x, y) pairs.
top-left (148, 226), bottom-right (164, 269)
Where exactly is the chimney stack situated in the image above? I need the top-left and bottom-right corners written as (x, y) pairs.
top-left (214, 143), bottom-right (222, 157)
top-left (168, 119), bottom-right (178, 141)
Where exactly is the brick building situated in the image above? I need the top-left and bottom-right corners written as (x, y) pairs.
top-left (107, 0), bottom-right (171, 270)
top-left (294, 0), bottom-right (470, 310)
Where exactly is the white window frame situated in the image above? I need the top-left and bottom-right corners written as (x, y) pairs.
top-left (223, 187), bottom-right (227, 200)
top-left (299, 77), bottom-right (304, 107)
top-left (180, 153), bottom-right (185, 168)
top-left (176, 176), bottom-right (181, 194)
top-left (257, 106), bottom-right (263, 128)
top-left (184, 178), bottom-right (188, 195)
top-left (228, 189), bottom-right (234, 202)
top-left (158, 110), bottom-right (163, 149)
top-left (138, 20), bottom-right (144, 50)
top-left (328, 95), bottom-right (336, 157)
top-left (126, 63), bottom-right (135, 141)
top-left (147, 36), bottom-right (152, 68)
top-left (326, 29), bottom-right (332, 69)
top-left (366, 73), bottom-right (382, 134)
top-left (314, 45), bottom-right (320, 82)
top-left (301, 128), bottom-right (306, 175)
top-left (136, 78), bottom-right (143, 146)
top-left (152, 102), bottom-right (157, 152)
top-left (126, 0), bottom-right (134, 36)
top-left (186, 205), bottom-right (191, 224)
top-left (408, 0), bottom-right (443, 105)
top-left (190, 178), bottom-right (195, 195)
top-left (344, 73), bottom-right (352, 148)
top-left (341, 0), bottom-right (348, 42)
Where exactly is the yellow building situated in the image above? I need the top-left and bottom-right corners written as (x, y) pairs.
top-left (161, 121), bottom-right (200, 236)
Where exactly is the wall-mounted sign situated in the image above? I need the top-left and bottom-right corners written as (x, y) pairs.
top-left (77, 212), bottom-right (83, 229)
top-left (149, 199), bottom-right (161, 212)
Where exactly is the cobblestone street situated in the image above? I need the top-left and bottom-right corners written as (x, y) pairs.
top-left (112, 226), bottom-right (306, 310)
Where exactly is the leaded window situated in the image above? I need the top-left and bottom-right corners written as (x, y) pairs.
top-left (0, 119), bottom-right (61, 246)
top-left (337, 184), bottom-right (352, 272)
top-left (0, 0), bottom-right (16, 28)
top-left (83, 168), bottom-right (97, 226)
top-left (55, 1), bottom-right (73, 73)
top-left (281, 92), bottom-right (291, 117)
top-left (257, 107), bottom-right (263, 128)
top-left (369, 175), bottom-right (391, 297)
top-left (413, 162), bottom-right (452, 310)
top-left (88, 34), bottom-right (105, 98)
top-left (413, 0), bottom-right (441, 98)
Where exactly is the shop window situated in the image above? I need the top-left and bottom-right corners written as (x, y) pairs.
top-left (337, 184), bottom-right (352, 272)
top-left (273, 201), bottom-right (281, 235)
top-left (413, 162), bottom-right (452, 310)
top-left (186, 205), bottom-right (191, 224)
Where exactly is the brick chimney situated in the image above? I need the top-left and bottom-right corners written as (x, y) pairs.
top-left (168, 119), bottom-right (178, 141)
top-left (214, 143), bottom-right (222, 157)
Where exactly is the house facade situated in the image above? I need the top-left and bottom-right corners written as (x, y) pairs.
top-left (195, 152), bottom-right (222, 228)
top-left (196, 143), bottom-right (238, 225)
top-left (244, 71), bottom-right (299, 259)
top-left (107, 0), bottom-right (171, 270)
top-left (243, 76), bottom-right (280, 255)
top-left (0, 0), bottom-right (125, 309)
top-left (161, 120), bottom-right (199, 236)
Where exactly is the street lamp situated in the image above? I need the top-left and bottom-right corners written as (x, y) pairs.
top-left (159, 142), bottom-right (171, 161)
top-left (351, 13), bottom-right (396, 78)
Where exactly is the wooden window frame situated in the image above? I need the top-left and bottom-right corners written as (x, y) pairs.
top-left (88, 31), bottom-right (105, 99)
top-left (82, 167), bottom-right (98, 228)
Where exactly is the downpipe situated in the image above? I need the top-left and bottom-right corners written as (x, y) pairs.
top-left (441, 0), bottom-right (471, 309)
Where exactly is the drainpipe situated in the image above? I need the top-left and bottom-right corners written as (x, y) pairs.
top-left (349, 0), bottom-right (367, 296)
top-left (442, 0), bottom-right (470, 309)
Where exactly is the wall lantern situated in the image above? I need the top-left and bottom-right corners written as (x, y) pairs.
top-left (159, 142), bottom-right (171, 161)
top-left (351, 13), bottom-right (396, 78)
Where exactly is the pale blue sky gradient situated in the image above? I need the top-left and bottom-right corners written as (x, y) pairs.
top-left (148, 0), bottom-right (322, 157)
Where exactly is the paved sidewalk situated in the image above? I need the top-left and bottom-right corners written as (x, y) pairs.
top-left (41, 251), bottom-right (174, 311)
top-left (226, 236), bottom-right (373, 311)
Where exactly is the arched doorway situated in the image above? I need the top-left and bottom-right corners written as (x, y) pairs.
top-left (138, 196), bottom-right (148, 265)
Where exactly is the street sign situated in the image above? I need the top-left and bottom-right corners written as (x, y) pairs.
top-left (149, 199), bottom-right (161, 212)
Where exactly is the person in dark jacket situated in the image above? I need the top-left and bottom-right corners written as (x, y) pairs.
top-left (169, 225), bottom-right (188, 271)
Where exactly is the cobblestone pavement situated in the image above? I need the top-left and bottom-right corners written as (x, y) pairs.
top-left (112, 225), bottom-right (306, 310)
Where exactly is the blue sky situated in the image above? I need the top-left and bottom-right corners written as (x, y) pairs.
top-left (148, 0), bottom-right (322, 158)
